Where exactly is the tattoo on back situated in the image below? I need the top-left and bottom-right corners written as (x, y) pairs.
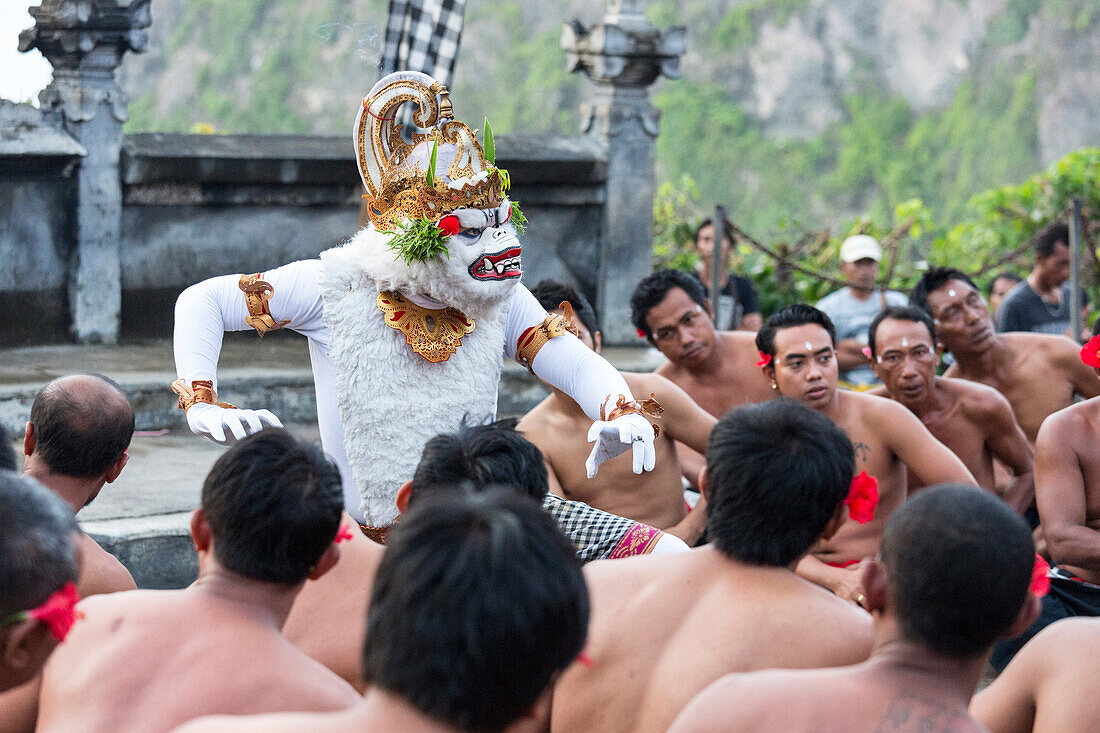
top-left (853, 442), bottom-right (871, 463)
top-left (873, 691), bottom-right (976, 733)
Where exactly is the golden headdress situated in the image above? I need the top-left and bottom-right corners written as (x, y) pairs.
top-left (354, 71), bottom-right (506, 233)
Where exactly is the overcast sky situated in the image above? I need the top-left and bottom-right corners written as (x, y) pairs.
top-left (0, 6), bottom-right (52, 104)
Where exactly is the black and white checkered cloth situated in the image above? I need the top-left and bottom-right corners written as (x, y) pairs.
top-left (543, 493), bottom-right (644, 564)
top-left (380, 0), bottom-right (467, 87)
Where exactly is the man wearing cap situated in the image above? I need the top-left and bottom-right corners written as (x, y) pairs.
top-left (815, 236), bottom-right (907, 387)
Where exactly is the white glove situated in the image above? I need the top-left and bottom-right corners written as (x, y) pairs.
top-left (585, 412), bottom-right (657, 478)
top-left (185, 402), bottom-right (284, 445)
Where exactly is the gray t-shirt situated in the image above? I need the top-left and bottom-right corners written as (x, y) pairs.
top-left (815, 287), bottom-right (908, 385)
top-left (995, 281), bottom-right (1083, 336)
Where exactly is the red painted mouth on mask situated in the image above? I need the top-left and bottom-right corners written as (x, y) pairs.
top-left (469, 246), bottom-right (522, 281)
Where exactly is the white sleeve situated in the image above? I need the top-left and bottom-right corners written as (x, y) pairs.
top-left (503, 285), bottom-right (635, 422)
top-left (173, 259), bottom-right (326, 389)
top-left (650, 533), bottom-right (691, 555)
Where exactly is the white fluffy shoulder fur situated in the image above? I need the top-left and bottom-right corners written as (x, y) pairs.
top-left (318, 227), bottom-right (510, 525)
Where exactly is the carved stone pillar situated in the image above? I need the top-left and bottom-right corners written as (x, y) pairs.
top-left (20, 0), bottom-right (151, 343)
top-left (562, 0), bottom-right (684, 344)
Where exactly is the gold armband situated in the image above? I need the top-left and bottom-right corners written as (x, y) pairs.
top-left (170, 379), bottom-right (237, 411)
top-left (515, 301), bottom-right (581, 372)
top-left (599, 393), bottom-right (664, 438)
top-left (239, 273), bottom-right (290, 336)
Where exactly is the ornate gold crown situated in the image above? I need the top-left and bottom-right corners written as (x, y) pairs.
top-left (354, 71), bottom-right (505, 232)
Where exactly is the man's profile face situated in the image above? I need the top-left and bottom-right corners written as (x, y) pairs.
top-left (989, 276), bottom-right (1018, 315)
top-left (694, 224), bottom-right (731, 264)
top-left (769, 323), bottom-right (838, 410)
top-left (644, 287), bottom-right (715, 366)
top-left (1036, 241), bottom-right (1071, 288)
top-left (841, 258), bottom-right (878, 291)
top-left (924, 279), bottom-right (994, 354)
top-left (552, 307), bottom-right (601, 354)
top-left (871, 318), bottom-right (939, 405)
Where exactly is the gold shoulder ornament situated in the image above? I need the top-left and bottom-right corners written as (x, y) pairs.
top-left (376, 291), bottom-right (475, 363)
top-left (515, 301), bottom-right (581, 373)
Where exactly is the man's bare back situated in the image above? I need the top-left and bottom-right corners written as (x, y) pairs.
top-left (1034, 395), bottom-right (1100, 584)
top-left (972, 617), bottom-right (1100, 733)
top-left (518, 372), bottom-right (714, 536)
top-left (37, 588), bottom-right (358, 733)
top-left (549, 548), bottom-right (872, 733)
top-left (282, 513), bottom-right (384, 691)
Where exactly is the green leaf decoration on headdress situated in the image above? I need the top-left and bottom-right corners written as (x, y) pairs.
top-left (510, 200), bottom-right (528, 236)
top-left (425, 138), bottom-right (439, 187)
top-left (483, 117), bottom-right (496, 166)
top-left (384, 216), bottom-right (450, 266)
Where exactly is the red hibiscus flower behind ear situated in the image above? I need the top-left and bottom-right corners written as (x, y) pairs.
top-left (845, 471), bottom-right (879, 524)
top-left (1030, 554), bottom-right (1051, 597)
top-left (437, 215), bottom-right (460, 237)
top-left (334, 524), bottom-right (354, 544)
top-left (31, 582), bottom-right (81, 642)
top-left (1080, 335), bottom-right (1100, 368)
top-left (755, 351), bottom-right (771, 367)
top-left (636, 328), bottom-right (647, 339)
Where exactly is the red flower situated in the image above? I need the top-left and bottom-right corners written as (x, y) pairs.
top-left (845, 471), bottom-right (879, 525)
top-left (334, 524), bottom-right (354, 544)
top-left (861, 346), bottom-right (873, 359)
top-left (1080, 335), bottom-right (1100, 368)
top-left (1030, 554), bottom-right (1051, 597)
top-left (437, 215), bottom-right (460, 237)
top-left (576, 651), bottom-right (594, 668)
top-left (636, 328), bottom-right (647, 339)
top-left (30, 582), bottom-right (81, 642)
top-left (755, 351), bottom-right (772, 368)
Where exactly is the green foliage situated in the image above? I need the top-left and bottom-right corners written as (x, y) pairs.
top-left (509, 201), bottom-right (528, 236)
top-left (384, 217), bottom-right (451, 266)
top-left (482, 117), bottom-right (495, 165)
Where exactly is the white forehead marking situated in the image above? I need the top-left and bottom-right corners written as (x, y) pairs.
top-left (948, 289), bottom-right (956, 297)
top-left (804, 341), bottom-right (813, 351)
top-left (901, 337), bottom-right (909, 347)
top-left (876, 356), bottom-right (883, 363)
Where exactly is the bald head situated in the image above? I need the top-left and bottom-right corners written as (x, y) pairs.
top-left (29, 374), bottom-right (134, 479)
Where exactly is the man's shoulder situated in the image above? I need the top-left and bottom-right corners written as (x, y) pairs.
top-left (884, 290), bottom-right (908, 306)
top-left (1038, 396), bottom-right (1099, 441)
top-left (815, 288), bottom-right (849, 311)
top-left (941, 377), bottom-right (1011, 415)
top-left (77, 534), bottom-right (137, 596)
top-left (1002, 331), bottom-right (1078, 362)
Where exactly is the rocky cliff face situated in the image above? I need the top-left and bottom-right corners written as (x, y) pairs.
top-left (117, 0), bottom-right (1099, 231)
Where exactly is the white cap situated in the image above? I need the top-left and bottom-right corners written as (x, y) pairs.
top-left (839, 235), bottom-right (882, 263)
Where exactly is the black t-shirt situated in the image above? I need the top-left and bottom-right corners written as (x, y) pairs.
top-left (692, 271), bottom-right (760, 330)
top-left (995, 281), bottom-right (1087, 336)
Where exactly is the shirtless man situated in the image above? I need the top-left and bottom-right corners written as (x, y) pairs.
top-left (36, 430), bottom-right (358, 733)
top-left (549, 399), bottom-right (873, 733)
top-left (519, 280), bottom-right (714, 543)
top-left (868, 306), bottom-right (1034, 512)
top-left (670, 485), bottom-right (1040, 733)
top-left (972, 617), bottom-right (1100, 733)
top-left (630, 269), bottom-right (773, 485)
top-left (756, 305), bottom-right (976, 603)
top-left (0, 472), bottom-right (79, 693)
top-left (176, 491), bottom-right (589, 733)
top-left (0, 374), bottom-right (138, 733)
top-left (909, 266), bottom-right (1100, 443)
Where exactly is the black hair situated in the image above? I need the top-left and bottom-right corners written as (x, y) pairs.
top-left (410, 419), bottom-right (548, 504)
top-left (29, 373), bottom-right (134, 479)
top-left (1035, 223), bottom-right (1070, 259)
top-left (987, 272), bottom-right (1021, 296)
top-left (0, 473), bottom-right (79, 618)
top-left (629, 269), bottom-right (709, 340)
top-left (705, 399), bottom-right (854, 566)
top-left (755, 304), bottom-right (837, 359)
top-left (909, 267), bottom-right (980, 315)
top-left (0, 425), bottom-right (15, 472)
top-left (868, 306), bottom-right (938, 358)
top-left (882, 484), bottom-right (1034, 658)
top-left (694, 217), bottom-right (735, 245)
top-left (362, 490), bottom-right (588, 733)
top-left (200, 429), bottom-right (343, 585)
top-left (529, 279), bottom-right (600, 335)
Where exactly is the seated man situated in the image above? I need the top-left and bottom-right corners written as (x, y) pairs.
top-left (177, 490), bottom-right (589, 733)
top-left (972, 617), bottom-right (1100, 732)
top-left (756, 305), bottom-right (976, 603)
top-left (868, 306), bottom-right (1034, 512)
top-left (284, 419), bottom-right (683, 690)
top-left (909, 266), bottom-right (1099, 443)
top-left (549, 399), bottom-right (874, 733)
top-left (630, 269), bottom-right (773, 485)
top-left (670, 485), bottom-right (1040, 732)
top-left (35, 430), bottom-right (358, 733)
top-left (519, 280), bottom-right (714, 544)
top-left (0, 472), bottom-right (79, 693)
